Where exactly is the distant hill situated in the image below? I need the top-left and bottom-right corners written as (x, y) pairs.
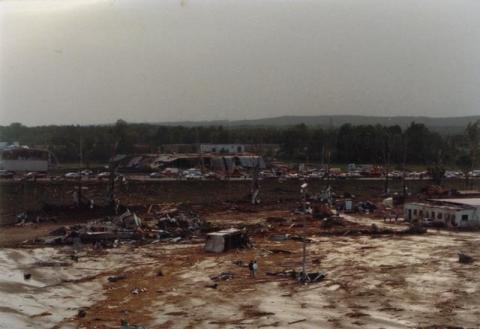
top-left (155, 115), bottom-right (480, 133)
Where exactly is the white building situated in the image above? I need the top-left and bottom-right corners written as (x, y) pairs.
top-left (404, 198), bottom-right (480, 228)
top-left (200, 144), bottom-right (245, 154)
top-left (0, 147), bottom-right (52, 172)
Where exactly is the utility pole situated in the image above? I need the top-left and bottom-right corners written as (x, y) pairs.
top-left (107, 141), bottom-right (119, 207)
top-left (79, 136), bottom-right (83, 168)
top-left (250, 160), bottom-right (260, 204)
top-left (300, 181), bottom-right (309, 283)
top-left (402, 132), bottom-right (408, 199)
top-left (384, 133), bottom-right (390, 195)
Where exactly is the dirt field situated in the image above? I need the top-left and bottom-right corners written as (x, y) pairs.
top-left (0, 203), bottom-right (479, 329)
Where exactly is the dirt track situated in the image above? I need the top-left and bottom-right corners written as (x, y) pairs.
top-left (1, 206), bottom-right (479, 329)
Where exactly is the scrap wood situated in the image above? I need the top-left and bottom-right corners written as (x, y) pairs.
top-left (269, 249), bottom-right (292, 254)
top-left (210, 272), bottom-right (234, 282)
top-left (288, 319), bottom-right (307, 325)
top-left (458, 252), bottom-right (474, 264)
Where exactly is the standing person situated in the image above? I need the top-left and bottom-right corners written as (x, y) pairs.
top-left (248, 260), bottom-right (258, 278)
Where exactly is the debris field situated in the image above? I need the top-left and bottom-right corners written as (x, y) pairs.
top-left (0, 199), bottom-right (479, 329)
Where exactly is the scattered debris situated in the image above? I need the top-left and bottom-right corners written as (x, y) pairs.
top-left (120, 319), bottom-right (146, 329)
top-left (265, 217), bottom-right (288, 224)
top-left (298, 272), bottom-right (326, 283)
top-left (33, 261), bottom-right (72, 267)
top-left (131, 287), bottom-right (148, 295)
top-left (266, 270), bottom-right (325, 283)
top-left (232, 260), bottom-right (245, 267)
top-left (404, 223), bottom-right (427, 234)
top-left (30, 311), bottom-right (52, 318)
top-left (269, 249), bottom-right (292, 254)
top-left (270, 234), bottom-right (289, 241)
top-left (266, 270), bottom-right (297, 278)
top-left (23, 273), bottom-right (31, 280)
top-left (320, 216), bottom-right (344, 228)
top-left (108, 275), bottom-right (127, 283)
top-left (210, 272), bottom-right (234, 282)
top-left (288, 319), bottom-right (307, 325)
top-left (312, 204), bottom-right (333, 219)
top-left (357, 201), bottom-right (377, 213)
top-left (458, 253), bottom-right (474, 264)
top-left (269, 234), bottom-right (312, 242)
top-left (205, 283), bottom-right (218, 289)
top-left (32, 203), bottom-right (209, 247)
top-left (77, 309), bottom-right (87, 318)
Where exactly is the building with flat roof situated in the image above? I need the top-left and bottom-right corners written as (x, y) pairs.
top-left (0, 147), bottom-right (55, 172)
top-left (404, 198), bottom-right (480, 228)
top-left (200, 144), bottom-right (245, 154)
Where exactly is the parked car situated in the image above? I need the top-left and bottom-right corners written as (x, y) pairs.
top-left (65, 172), bottom-right (81, 179)
top-left (149, 172), bottom-right (164, 178)
top-left (204, 171), bottom-right (220, 180)
top-left (387, 171), bottom-right (402, 179)
top-left (80, 169), bottom-right (93, 176)
top-left (162, 167), bottom-right (180, 177)
top-left (24, 172), bottom-right (47, 179)
top-left (0, 170), bottom-right (14, 179)
top-left (97, 171), bottom-right (111, 179)
top-left (468, 170), bottom-right (480, 177)
top-left (183, 168), bottom-right (202, 180)
top-left (346, 171), bottom-right (362, 178)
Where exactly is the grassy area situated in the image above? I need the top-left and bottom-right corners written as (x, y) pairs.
top-left (51, 162), bottom-right (107, 173)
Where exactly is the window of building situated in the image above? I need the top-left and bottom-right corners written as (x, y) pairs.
top-left (462, 214), bottom-right (469, 221)
top-left (431, 211), bottom-right (435, 219)
top-left (419, 210), bottom-right (423, 217)
top-left (438, 212), bottom-right (442, 220)
top-left (413, 209), bottom-right (417, 215)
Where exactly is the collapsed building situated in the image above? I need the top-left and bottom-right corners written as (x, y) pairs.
top-left (404, 198), bottom-right (480, 228)
top-left (111, 153), bottom-right (266, 175)
top-left (34, 203), bottom-right (209, 247)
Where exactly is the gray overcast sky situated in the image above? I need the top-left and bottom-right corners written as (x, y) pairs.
top-left (1, 0), bottom-right (480, 126)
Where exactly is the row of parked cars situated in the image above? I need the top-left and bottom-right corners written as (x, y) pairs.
top-left (149, 168), bottom-right (220, 180)
top-left (0, 169), bottom-right (115, 180)
top-left (2, 168), bottom-right (480, 181)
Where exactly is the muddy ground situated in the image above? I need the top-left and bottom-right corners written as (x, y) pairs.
top-left (0, 201), bottom-right (479, 329)
top-left (2, 177), bottom-right (475, 225)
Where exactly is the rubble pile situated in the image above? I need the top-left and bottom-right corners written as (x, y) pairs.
top-left (320, 216), bottom-right (345, 228)
top-left (422, 185), bottom-right (449, 197)
top-left (318, 221), bottom-right (427, 236)
top-left (266, 269), bottom-right (326, 283)
top-left (32, 203), bottom-right (209, 247)
top-left (154, 205), bottom-right (209, 239)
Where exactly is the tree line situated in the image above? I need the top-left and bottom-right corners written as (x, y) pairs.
top-left (0, 120), bottom-right (478, 171)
